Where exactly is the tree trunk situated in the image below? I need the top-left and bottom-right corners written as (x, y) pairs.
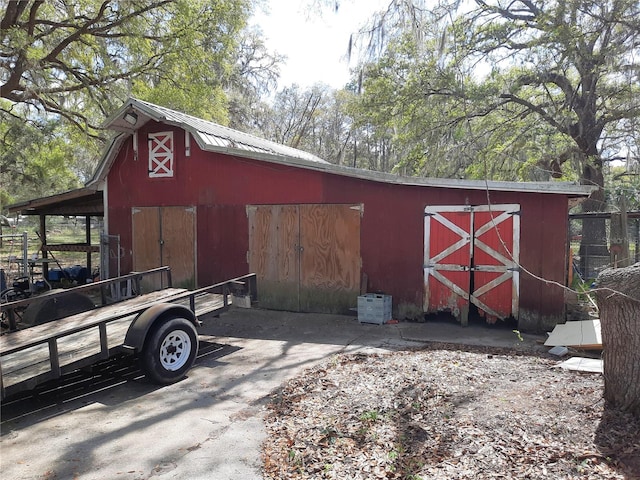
top-left (595, 264), bottom-right (640, 417)
top-left (579, 163), bottom-right (609, 278)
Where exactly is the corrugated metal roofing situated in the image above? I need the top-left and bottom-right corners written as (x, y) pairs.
top-left (97, 98), bottom-right (596, 197)
top-left (114, 98), bottom-right (328, 165)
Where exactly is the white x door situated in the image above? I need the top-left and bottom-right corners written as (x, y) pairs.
top-left (424, 204), bottom-right (520, 324)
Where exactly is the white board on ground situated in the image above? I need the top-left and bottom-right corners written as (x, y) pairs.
top-left (544, 319), bottom-right (602, 349)
top-left (554, 357), bottom-right (603, 374)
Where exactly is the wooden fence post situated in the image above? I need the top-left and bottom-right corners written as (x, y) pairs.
top-left (609, 196), bottom-right (630, 268)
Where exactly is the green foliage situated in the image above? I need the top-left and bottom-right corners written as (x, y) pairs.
top-left (130, 0), bottom-right (252, 123)
top-left (1, 0), bottom-right (251, 127)
top-left (341, 0), bottom-right (640, 189)
top-left (606, 165), bottom-right (640, 210)
top-left (0, 107), bottom-right (81, 207)
top-left (359, 410), bottom-right (380, 422)
top-left (0, 0), bottom-right (255, 202)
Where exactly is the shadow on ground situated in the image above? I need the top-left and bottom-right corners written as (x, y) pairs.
top-left (0, 340), bottom-right (239, 431)
top-left (595, 406), bottom-right (640, 478)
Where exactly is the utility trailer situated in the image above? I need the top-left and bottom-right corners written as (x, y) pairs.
top-left (0, 267), bottom-right (257, 400)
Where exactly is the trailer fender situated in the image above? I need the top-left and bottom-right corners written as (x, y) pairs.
top-left (124, 303), bottom-right (197, 352)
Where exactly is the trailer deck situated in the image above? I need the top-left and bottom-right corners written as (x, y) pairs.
top-left (0, 268), bottom-right (256, 399)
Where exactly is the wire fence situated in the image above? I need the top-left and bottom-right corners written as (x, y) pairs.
top-left (570, 217), bottom-right (640, 281)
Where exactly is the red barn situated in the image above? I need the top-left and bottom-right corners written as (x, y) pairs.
top-left (85, 99), bottom-right (592, 331)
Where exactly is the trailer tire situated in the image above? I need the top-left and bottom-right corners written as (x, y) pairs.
top-left (141, 317), bottom-right (198, 384)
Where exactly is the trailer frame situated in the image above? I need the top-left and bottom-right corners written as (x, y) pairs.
top-left (0, 267), bottom-right (257, 399)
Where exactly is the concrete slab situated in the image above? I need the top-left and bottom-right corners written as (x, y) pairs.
top-left (0, 308), bottom-right (545, 479)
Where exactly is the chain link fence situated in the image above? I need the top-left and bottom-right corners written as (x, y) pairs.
top-left (570, 215), bottom-right (640, 281)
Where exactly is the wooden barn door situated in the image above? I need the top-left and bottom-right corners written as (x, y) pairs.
top-left (132, 206), bottom-right (196, 290)
top-left (247, 205), bottom-right (300, 311)
top-left (424, 204), bottom-right (519, 324)
top-left (471, 205), bottom-right (520, 323)
top-left (423, 206), bottom-right (473, 323)
top-left (248, 204), bottom-right (361, 313)
top-left (299, 204), bottom-right (362, 312)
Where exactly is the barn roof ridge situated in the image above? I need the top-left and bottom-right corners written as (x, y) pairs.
top-left (95, 98), bottom-right (595, 197)
top-left (103, 97), bottom-right (328, 166)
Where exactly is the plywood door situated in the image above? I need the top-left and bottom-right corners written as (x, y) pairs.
top-left (247, 205), bottom-right (300, 311)
top-left (248, 204), bottom-right (361, 313)
top-left (299, 204), bottom-right (361, 313)
top-left (132, 206), bottom-right (196, 290)
top-left (161, 206), bottom-right (196, 289)
top-left (132, 207), bottom-right (161, 290)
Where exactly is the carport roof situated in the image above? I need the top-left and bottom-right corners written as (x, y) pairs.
top-left (7, 187), bottom-right (103, 216)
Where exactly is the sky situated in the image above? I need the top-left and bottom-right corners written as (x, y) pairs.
top-left (251, 0), bottom-right (387, 89)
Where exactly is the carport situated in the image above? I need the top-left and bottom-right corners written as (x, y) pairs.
top-left (7, 187), bottom-right (104, 280)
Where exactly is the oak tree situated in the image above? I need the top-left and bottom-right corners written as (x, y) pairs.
top-left (0, 0), bottom-right (252, 203)
top-left (343, 0), bottom-right (640, 273)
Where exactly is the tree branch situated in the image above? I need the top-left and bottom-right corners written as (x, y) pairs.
top-left (517, 71), bottom-right (576, 105)
top-left (474, 0), bottom-right (540, 22)
top-left (499, 93), bottom-right (568, 134)
top-left (0, 0), bottom-right (30, 30)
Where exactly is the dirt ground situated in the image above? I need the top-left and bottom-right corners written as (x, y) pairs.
top-left (262, 343), bottom-right (640, 480)
top-left (2, 308), bottom-right (638, 480)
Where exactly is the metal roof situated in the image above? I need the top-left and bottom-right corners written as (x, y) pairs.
top-left (7, 100), bottom-right (596, 217)
top-left (7, 187), bottom-right (103, 216)
top-left (104, 98), bottom-right (328, 165)
top-left (95, 98), bottom-right (596, 197)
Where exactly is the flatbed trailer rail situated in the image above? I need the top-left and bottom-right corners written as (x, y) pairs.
top-left (0, 268), bottom-right (257, 399)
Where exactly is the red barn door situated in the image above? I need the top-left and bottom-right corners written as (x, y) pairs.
top-left (424, 204), bottom-right (520, 324)
top-left (423, 206), bottom-right (473, 322)
top-left (471, 205), bottom-right (520, 323)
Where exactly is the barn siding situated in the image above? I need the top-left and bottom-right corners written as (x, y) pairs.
top-left (107, 122), bottom-right (571, 331)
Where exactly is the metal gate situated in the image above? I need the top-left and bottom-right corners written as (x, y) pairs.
top-left (423, 204), bottom-right (520, 324)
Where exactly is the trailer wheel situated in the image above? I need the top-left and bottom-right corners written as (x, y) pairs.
top-left (141, 317), bottom-right (198, 384)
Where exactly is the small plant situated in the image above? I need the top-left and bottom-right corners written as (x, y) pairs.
top-left (287, 449), bottom-right (305, 472)
top-left (512, 329), bottom-right (523, 342)
top-left (359, 410), bottom-right (380, 422)
top-left (319, 426), bottom-right (339, 444)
